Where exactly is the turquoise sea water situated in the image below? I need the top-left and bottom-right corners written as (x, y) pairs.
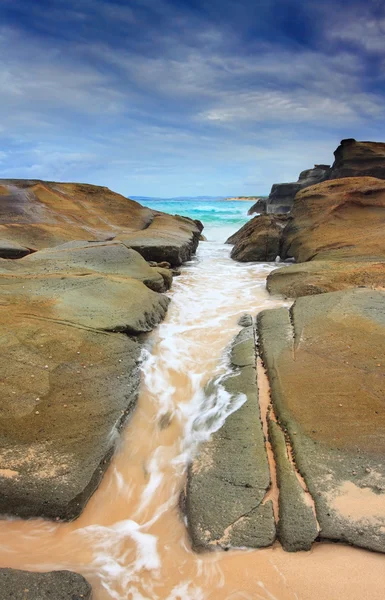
top-left (131, 196), bottom-right (256, 243)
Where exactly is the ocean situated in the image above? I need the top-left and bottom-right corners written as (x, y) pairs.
top-left (131, 196), bottom-right (257, 243)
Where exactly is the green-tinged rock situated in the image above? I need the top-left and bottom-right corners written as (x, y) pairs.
top-left (0, 240), bottom-right (171, 292)
top-left (258, 289), bottom-right (385, 553)
top-left (268, 419), bottom-right (318, 551)
top-left (186, 326), bottom-right (275, 551)
top-left (267, 260), bottom-right (385, 298)
top-left (0, 179), bottom-right (202, 265)
top-left (0, 569), bottom-right (92, 599)
top-left (0, 273), bottom-right (169, 334)
top-left (227, 215), bottom-right (288, 262)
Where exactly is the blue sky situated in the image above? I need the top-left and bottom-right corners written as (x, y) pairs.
top-left (0, 0), bottom-right (384, 196)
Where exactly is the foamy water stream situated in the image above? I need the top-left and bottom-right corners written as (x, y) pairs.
top-left (0, 240), bottom-right (384, 599)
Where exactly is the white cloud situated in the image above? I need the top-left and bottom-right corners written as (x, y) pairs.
top-left (328, 12), bottom-right (385, 53)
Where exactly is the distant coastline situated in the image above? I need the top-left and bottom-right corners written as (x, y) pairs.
top-left (224, 196), bottom-right (266, 201)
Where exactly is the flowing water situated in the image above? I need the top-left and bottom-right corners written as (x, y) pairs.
top-left (0, 203), bottom-right (384, 599)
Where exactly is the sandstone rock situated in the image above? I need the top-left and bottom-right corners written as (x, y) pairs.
top-left (0, 239), bottom-right (173, 520)
top-left (227, 215), bottom-right (288, 262)
top-left (0, 239), bottom-right (170, 519)
top-left (118, 213), bottom-right (201, 266)
top-left (0, 305), bottom-right (141, 520)
top-left (0, 569), bottom-right (91, 599)
top-left (329, 139), bottom-right (385, 180)
top-left (0, 273), bottom-right (169, 334)
top-left (247, 198), bottom-right (267, 215)
top-left (0, 180), bottom-right (200, 521)
top-left (268, 419), bottom-right (318, 552)
top-left (266, 182), bottom-right (302, 214)
top-left (258, 289), bottom-right (385, 553)
top-left (238, 313), bottom-right (253, 327)
top-left (186, 326), bottom-right (275, 551)
top-left (0, 239), bottom-right (32, 259)
top-left (0, 240), bottom-right (172, 293)
top-left (0, 179), bottom-right (201, 266)
top-left (266, 165), bottom-right (330, 214)
top-left (267, 260), bottom-right (385, 298)
top-left (281, 177), bottom-right (385, 262)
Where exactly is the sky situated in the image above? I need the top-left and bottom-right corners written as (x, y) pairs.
top-left (0, 0), bottom-right (384, 197)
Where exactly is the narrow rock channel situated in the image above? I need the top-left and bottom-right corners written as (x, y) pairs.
top-left (0, 241), bottom-right (384, 599)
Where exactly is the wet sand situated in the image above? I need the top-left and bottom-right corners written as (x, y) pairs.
top-left (0, 242), bottom-right (384, 599)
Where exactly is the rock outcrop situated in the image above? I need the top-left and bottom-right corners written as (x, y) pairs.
top-left (329, 139), bottom-right (385, 181)
top-left (0, 179), bottom-right (202, 266)
top-left (0, 569), bottom-right (92, 599)
top-left (266, 165), bottom-right (330, 214)
top-left (267, 260), bottom-right (385, 298)
top-left (186, 325), bottom-right (275, 551)
top-left (258, 289), bottom-right (385, 554)
top-left (267, 176), bottom-right (385, 296)
top-left (0, 252), bottom-right (169, 520)
top-left (281, 177), bottom-right (385, 263)
top-left (247, 198), bottom-right (267, 215)
top-left (0, 182), bottom-right (202, 520)
top-left (226, 214), bottom-right (288, 262)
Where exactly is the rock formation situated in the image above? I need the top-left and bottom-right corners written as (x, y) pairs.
top-left (258, 289), bottom-right (385, 553)
top-left (247, 198), bottom-right (267, 215)
top-left (0, 179), bottom-right (202, 265)
top-left (220, 142), bottom-right (385, 555)
top-left (268, 176), bottom-right (385, 296)
top-left (329, 138), bottom-right (385, 180)
top-left (266, 165), bottom-right (330, 214)
top-left (226, 214), bottom-right (288, 262)
top-left (186, 324), bottom-right (275, 551)
top-left (0, 569), bottom-right (92, 599)
top-left (0, 181), bottom-right (201, 521)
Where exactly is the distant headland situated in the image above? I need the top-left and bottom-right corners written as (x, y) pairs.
top-left (225, 196), bottom-right (267, 201)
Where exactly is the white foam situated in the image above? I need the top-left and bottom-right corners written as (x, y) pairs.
top-left (75, 241), bottom-right (285, 599)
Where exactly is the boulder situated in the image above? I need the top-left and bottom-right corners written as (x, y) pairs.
top-left (238, 313), bottom-right (253, 327)
top-left (0, 569), bottom-right (91, 599)
top-left (186, 326), bottom-right (275, 551)
top-left (0, 240), bottom-right (172, 293)
top-left (0, 179), bottom-right (202, 266)
top-left (267, 260), bottom-right (385, 298)
top-left (258, 289), bottom-right (385, 553)
top-left (268, 419), bottom-right (318, 552)
top-left (247, 198), bottom-right (267, 215)
top-left (266, 165), bottom-right (330, 214)
top-left (0, 239), bottom-right (172, 519)
top-left (118, 213), bottom-right (202, 266)
top-left (227, 214), bottom-right (288, 262)
top-left (329, 139), bottom-right (385, 180)
top-left (281, 177), bottom-right (385, 262)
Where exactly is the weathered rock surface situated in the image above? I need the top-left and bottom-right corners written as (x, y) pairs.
top-left (237, 313), bottom-right (253, 327)
top-left (271, 176), bottom-right (385, 296)
top-left (329, 138), bottom-right (385, 181)
top-left (247, 198), bottom-right (267, 215)
top-left (186, 326), bottom-right (275, 550)
top-left (0, 239), bottom-right (32, 259)
top-left (281, 177), bottom-right (385, 263)
top-left (227, 215), bottom-right (288, 262)
top-left (0, 238), bottom-right (171, 520)
top-left (0, 568), bottom-right (92, 599)
top-left (0, 240), bottom-right (172, 293)
top-left (266, 165), bottom-right (330, 214)
top-left (267, 260), bottom-right (385, 298)
top-left (268, 419), bottom-right (318, 552)
top-left (0, 177), bottom-right (203, 521)
top-left (258, 289), bottom-right (385, 553)
top-left (0, 179), bottom-right (201, 266)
